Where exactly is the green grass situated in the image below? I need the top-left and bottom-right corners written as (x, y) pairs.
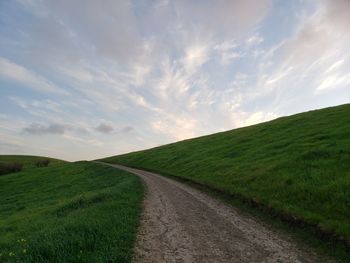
top-left (0, 155), bottom-right (65, 170)
top-left (0, 161), bottom-right (144, 262)
top-left (101, 104), bottom-right (350, 253)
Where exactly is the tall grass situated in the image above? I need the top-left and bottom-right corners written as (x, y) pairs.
top-left (0, 161), bottom-right (143, 262)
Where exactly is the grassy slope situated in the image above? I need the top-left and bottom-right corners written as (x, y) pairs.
top-left (0, 161), bottom-right (143, 262)
top-left (0, 155), bottom-right (65, 170)
top-left (101, 104), bottom-right (350, 246)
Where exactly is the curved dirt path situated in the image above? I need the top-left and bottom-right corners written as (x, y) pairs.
top-left (106, 163), bottom-right (330, 263)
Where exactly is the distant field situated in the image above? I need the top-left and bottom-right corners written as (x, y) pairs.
top-left (101, 104), bottom-right (350, 248)
top-left (0, 160), bottom-right (143, 262)
top-left (0, 155), bottom-right (65, 170)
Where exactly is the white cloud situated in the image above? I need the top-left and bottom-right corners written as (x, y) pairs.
top-left (132, 64), bottom-right (152, 87)
top-left (246, 33), bottom-right (264, 46)
top-left (324, 59), bottom-right (345, 74)
top-left (316, 73), bottom-right (350, 92)
top-left (264, 67), bottom-right (294, 86)
top-left (0, 57), bottom-right (68, 95)
top-left (214, 40), bottom-right (238, 52)
top-left (182, 43), bottom-right (210, 75)
top-left (214, 40), bottom-right (243, 65)
top-left (221, 52), bottom-right (242, 64)
top-left (244, 111), bottom-right (278, 126)
top-left (1, 0), bottom-right (349, 161)
top-left (151, 114), bottom-right (197, 141)
top-left (9, 96), bottom-right (68, 121)
top-left (248, 0), bottom-right (350, 110)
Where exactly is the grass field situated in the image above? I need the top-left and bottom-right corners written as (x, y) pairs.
top-left (0, 155), bottom-right (64, 170)
top-left (101, 104), bottom-right (350, 251)
top-left (0, 160), bottom-right (144, 262)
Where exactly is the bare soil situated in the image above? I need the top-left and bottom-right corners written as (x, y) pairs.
top-left (107, 164), bottom-right (332, 263)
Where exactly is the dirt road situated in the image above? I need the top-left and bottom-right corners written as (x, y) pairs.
top-left (106, 163), bottom-right (329, 263)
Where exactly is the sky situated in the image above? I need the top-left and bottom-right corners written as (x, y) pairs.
top-left (0, 0), bottom-right (349, 161)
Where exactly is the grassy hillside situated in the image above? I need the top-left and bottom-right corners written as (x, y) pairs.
top-left (0, 161), bottom-right (143, 262)
top-left (101, 104), bottom-right (350, 248)
top-left (0, 155), bottom-right (64, 170)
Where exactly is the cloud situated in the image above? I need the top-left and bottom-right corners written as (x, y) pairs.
top-left (2, 0), bottom-right (349, 161)
top-left (14, 0), bottom-right (142, 65)
top-left (322, 0), bottom-right (350, 33)
top-left (241, 111), bottom-right (278, 127)
top-left (95, 123), bottom-right (136, 135)
top-left (316, 73), bottom-right (350, 92)
top-left (324, 59), bottom-right (345, 74)
top-left (63, 134), bottom-right (104, 147)
top-left (249, 0), bottom-right (350, 109)
top-left (173, 0), bottom-right (271, 38)
top-left (246, 33), bottom-right (264, 46)
top-left (151, 114), bottom-right (197, 141)
top-left (287, 0), bottom-right (350, 66)
top-left (23, 123), bottom-right (67, 135)
top-left (10, 96), bottom-right (63, 113)
top-left (182, 43), bottom-right (210, 74)
top-left (214, 40), bottom-right (242, 65)
top-left (0, 140), bottom-right (22, 153)
top-left (120, 126), bottom-right (135, 134)
top-left (94, 123), bottom-right (114, 134)
top-left (2, 0), bottom-right (274, 126)
top-left (0, 57), bottom-right (67, 95)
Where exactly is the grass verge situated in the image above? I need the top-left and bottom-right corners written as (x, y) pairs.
top-left (0, 161), bottom-right (144, 262)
